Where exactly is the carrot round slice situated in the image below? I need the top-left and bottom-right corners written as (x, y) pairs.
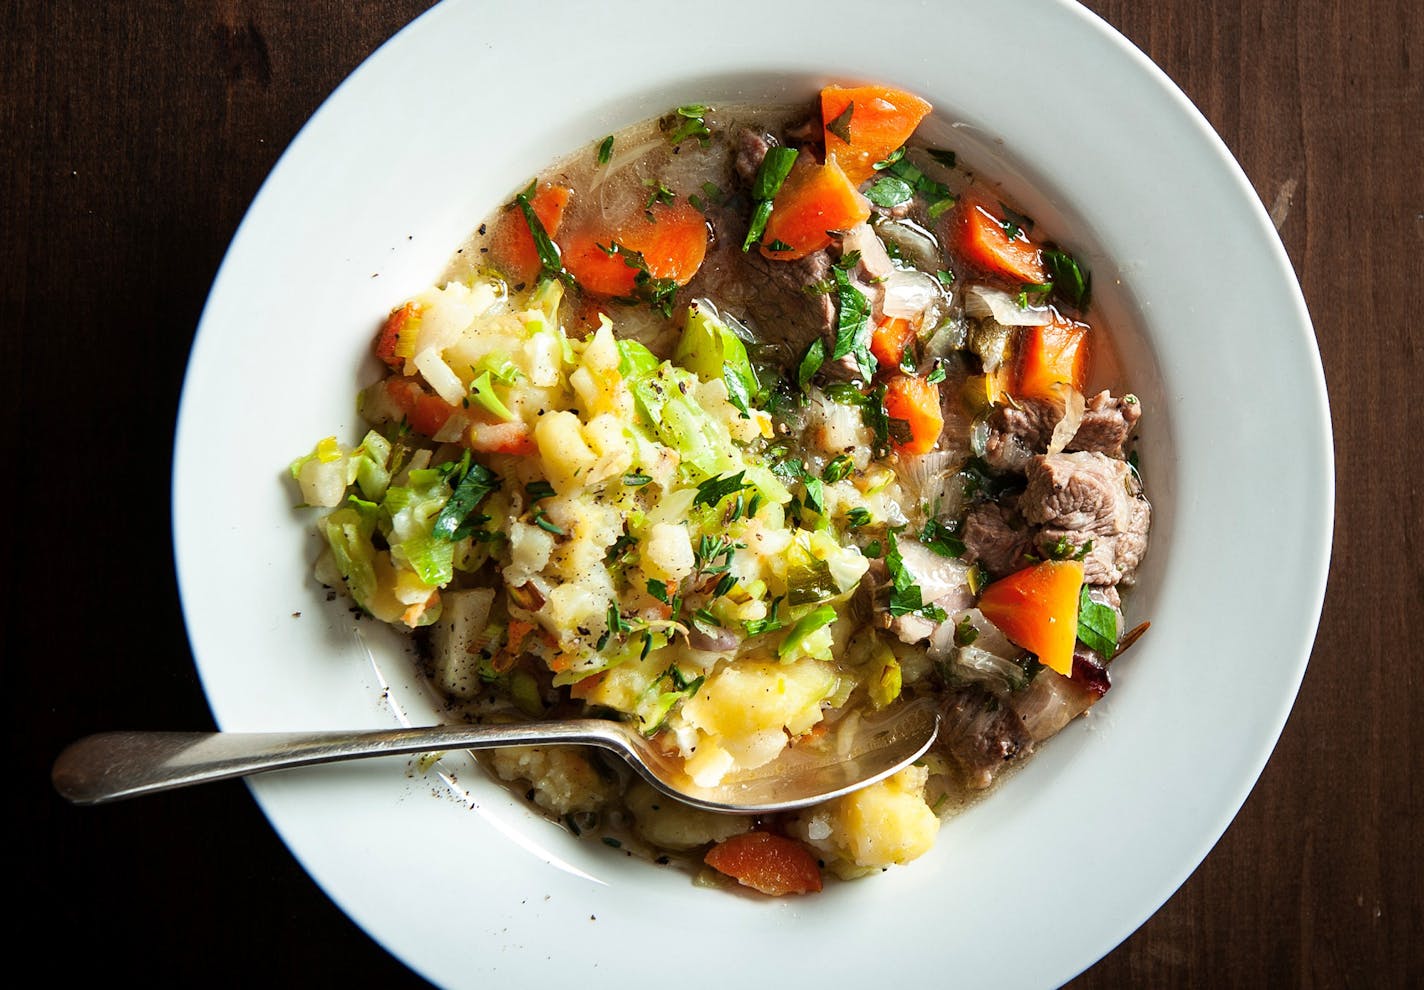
top-left (704, 831), bottom-right (823, 896)
top-left (977, 560), bottom-right (1085, 676)
top-left (487, 183), bottom-right (571, 285)
top-left (821, 84), bottom-right (933, 185)
top-left (561, 200), bottom-right (708, 297)
top-left (759, 160), bottom-right (871, 261)
top-left (883, 373), bottom-right (944, 455)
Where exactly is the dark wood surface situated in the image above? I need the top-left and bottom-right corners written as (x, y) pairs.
top-left (9, 1), bottom-right (1420, 985)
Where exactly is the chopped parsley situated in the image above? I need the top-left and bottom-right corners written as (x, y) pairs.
top-left (830, 266), bottom-right (876, 380)
top-left (622, 472), bottom-right (652, 487)
top-left (866, 175), bottom-right (914, 208)
top-left (846, 507), bottom-right (873, 528)
top-left (665, 104), bottom-right (712, 145)
top-left (596, 135), bottom-right (614, 166)
top-left (1076, 584), bottom-right (1118, 657)
top-left (872, 146), bottom-right (906, 170)
top-left (693, 471), bottom-right (750, 510)
top-left (514, 185), bottom-right (573, 286)
top-left (825, 102), bottom-right (854, 143)
top-left (1043, 248), bottom-right (1092, 308)
top-left (432, 460), bottom-right (500, 541)
top-left (797, 337), bottom-right (826, 390)
top-left (920, 518), bottom-right (965, 558)
top-left (525, 480), bottom-right (556, 502)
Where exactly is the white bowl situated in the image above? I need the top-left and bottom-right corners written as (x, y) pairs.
top-left (173, 0), bottom-right (1331, 985)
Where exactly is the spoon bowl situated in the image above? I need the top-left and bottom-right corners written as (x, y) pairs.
top-left (53, 699), bottom-right (940, 813)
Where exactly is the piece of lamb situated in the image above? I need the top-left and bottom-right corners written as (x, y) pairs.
top-left (961, 500), bottom-right (1035, 578)
top-left (1020, 452), bottom-right (1151, 585)
top-left (982, 390), bottom-right (1143, 472)
top-left (1067, 390), bottom-right (1142, 459)
top-left (731, 127), bottom-right (773, 188)
top-left (939, 684), bottom-right (1035, 789)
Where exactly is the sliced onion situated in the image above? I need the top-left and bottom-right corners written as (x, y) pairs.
top-left (1010, 669), bottom-right (1096, 741)
top-left (874, 218), bottom-right (943, 273)
top-left (414, 347), bottom-right (467, 405)
top-left (1045, 385), bottom-right (1087, 454)
top-left (841, 222), bottom-right (894, 280)
top-left (881, 268), bottom-right (942, 322)
top-left (895, 539), bottom-right (972, 603)
top-left (964, 284), bottom-right (1053, 326)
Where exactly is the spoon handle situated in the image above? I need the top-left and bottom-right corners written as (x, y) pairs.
top-left (52, 721), bottom-right (627, 805)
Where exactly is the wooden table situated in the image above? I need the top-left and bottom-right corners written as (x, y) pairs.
top-left (11, 2), bottom-right (1419, 985)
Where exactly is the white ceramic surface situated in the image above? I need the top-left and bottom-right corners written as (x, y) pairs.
top-left (172, 0), bottom-right (1332, 986)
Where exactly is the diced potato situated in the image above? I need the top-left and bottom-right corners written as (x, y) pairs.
top-left (791, 765), bottom-right (939, 877)
top-left (625, 782), bottom-right (752, 850)
top-left (683, 658), bottom-right (838, 741)
top-left (488, 746), bottom-right (614, 815)
top-left (504, 522), bottom-right (554, 585)
top-left (534, 410), bottom-right (597, 493)
top-left (642, 522), bottom-right (695, 583)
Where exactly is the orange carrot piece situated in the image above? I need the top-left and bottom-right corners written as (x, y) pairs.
top-left (821, 84), bottom-right (933, 185)
top-left (977, 560), bottom-right (1085, 676)
top-left (883, 373), bottom-right (944, 455)
top-left (488, 183), bottom-right (572, 285)
top-left (704, 832), bottom-right (823, 896)
top-left (560, 201), bottom-right (707, 297)
top-left (870, 317), bottom-right (914, 369)
top-left (951, 191), bottom-right (1048, 285)
top-left (383, 377), bottom-right (458, 438)
top-left (469, 420), bottom-right (536, 456)
top-left (1014, 316), bottom-right (1089, 400)
top-left (759, 160), bottom-right (871, 261)
top-left (374, 302), bottom-right (420, 370)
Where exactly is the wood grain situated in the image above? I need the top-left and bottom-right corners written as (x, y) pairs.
top-left (9, 1), bottom-right (1420, 985)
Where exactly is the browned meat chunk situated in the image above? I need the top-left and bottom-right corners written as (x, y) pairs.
top-left (684, 205), bottom-right (835, 352)
top-left (1068, 390), bottom-right (1142, 459)
top-left (961, 500), bottom-right (1034, 578)
top-left (1020, 452), bottom-right (1151, 585)
top-left (982, 390), bottom-right (1142, 472)
top-left (939, 684), bottom-right (1034, 789)
top-left (731, 127), bottom-right (772, 187)
top-left (982, 400), bottom-right (1059, 473)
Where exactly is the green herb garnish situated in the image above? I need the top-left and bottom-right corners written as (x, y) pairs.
top-left (1076, 584), bottom-right (1118, 656)
top-left (596, 135), bottom-right (614, 166)
top-left (1043, 248), bottom-right (1091, 308)
top-left (826, 102), bottom-right (854, 143)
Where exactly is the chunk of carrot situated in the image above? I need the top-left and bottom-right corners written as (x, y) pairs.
top-left (950, 191), bottom-right (1048, 285)
top-left (821, 84), bottom-right (933, 185)
top-left (759, 159), bottom-right (871, 261)
top-left (704, 831), bottom-right (823, 896)
top-left (560, 200), bottom-right (708, 297)
top-left (374, 302), bottom-right (420, 370)
top-left (870, 317), bottom-right (914, 369)
top-left (383, 377), bottom-right (458, 438)
top-left (977, 560), bottom-right (1084, 676)
top-left (487, 183), bottom-right (572, 285)
top-left (1013, 315), bottom-right (1089, 400)
top-left (883, 373), bottom-right (944, 455)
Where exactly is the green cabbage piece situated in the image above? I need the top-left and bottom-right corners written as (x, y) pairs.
top-left (321, 499), bottom-right (380, 610)
top-left (382, 468), bottom-right (456, 587)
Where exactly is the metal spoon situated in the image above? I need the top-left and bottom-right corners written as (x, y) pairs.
top-left (52, 699), bottom-right (939, 813)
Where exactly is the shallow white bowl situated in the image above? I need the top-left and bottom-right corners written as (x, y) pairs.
top-left (173, 0), bottom-right (1332, 985)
